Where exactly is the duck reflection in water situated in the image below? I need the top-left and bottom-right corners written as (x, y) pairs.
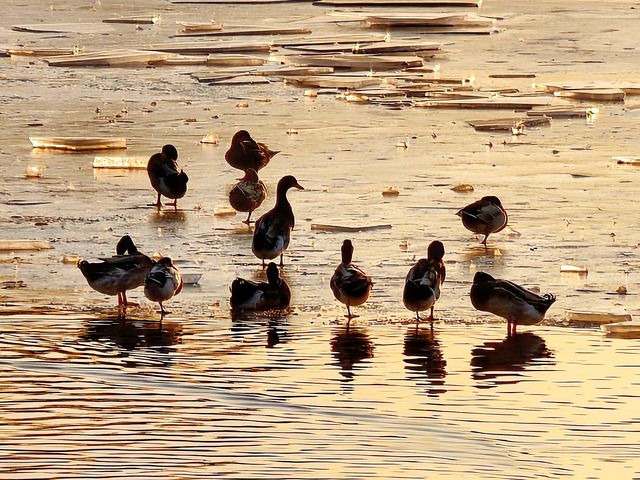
top-left (403, 327), bottom-right (447, 396)
top-left (330, 326), bottom-right (374, 383)
top-left (230, 309), bottom-right (289, 349)
top-left (471, 332), bottom-right (554, 388)
top-left (80, 316), bottom-right (183, 355)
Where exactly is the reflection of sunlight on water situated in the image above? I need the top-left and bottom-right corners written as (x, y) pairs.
top-left (471, 332), bottom-right (554, 388)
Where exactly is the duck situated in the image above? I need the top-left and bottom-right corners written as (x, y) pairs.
top-left (456, 196), bottom-right (508, 245)
top-left (403, 240), bottom-right (446, 325)
top-left (230, 262), bottom-right (291, 310)
top-left (147, 144), bottom-right (189, 209)
top-left (470, 271), bottom-right (556, 336)
top-left (144, 257), bottom-right (183, 316)
top-left (225, 130), bottom-right (279, 172)
top-left (330, 239), bottom-right (373, 321)
top-left (252, 175), bottom-right (304, 268)
top-left (228, 168), bottom-right (268, 224)
top-left (78, 235), bottom-right (154, 307)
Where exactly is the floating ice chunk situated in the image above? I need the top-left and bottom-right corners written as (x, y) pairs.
top-left (25, 165), bottom-right (45, 177)
top-left (566, 311), bottom-right (631, 325)
top-left (214, 207), bottom-right (237, 217)
top-left (601, 321), bottom-right (640, 334)
top-left (200, 134), bottom-right (219, 144)
top-left (560, 264), bottom-right (588, 274)
top-left (92, 156), bottom-right (146, 169)
top-left (450, 184), bottom-right (474, 193)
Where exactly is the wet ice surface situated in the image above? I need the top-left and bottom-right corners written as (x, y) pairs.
top-left (1, 0), bottom-right (640, 477)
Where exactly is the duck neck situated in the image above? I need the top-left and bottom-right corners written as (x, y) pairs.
top-left (341, 243), bottom-right (354, 264)
top-left (275, 186), bottom-right (292, 212)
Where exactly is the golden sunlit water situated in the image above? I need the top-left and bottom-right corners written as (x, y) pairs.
top-left (1, 0), bottom-right (640, 478)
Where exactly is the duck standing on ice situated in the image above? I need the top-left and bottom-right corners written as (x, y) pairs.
top-left (330, 239), bottom-right (373, 322)
top-left (77, 235), bottom-right (154, 308)
top-left (403, 240), bottom-right (446, 326)
top-left (456, 196), bottom-right (508, 245)
top-left (147, 144), bottom-right (189, 210)
top-left (252, 175), bottom-right (304, 268)
top-left (470, 271), bottom-right (556, 336)
top-left (144, 257), bottom-right (183, 316)
top-left (228, 168), bottom-right (268, 225)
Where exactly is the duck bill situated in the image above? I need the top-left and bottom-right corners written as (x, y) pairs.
top-left (294, 182), bottom-right (304, 190)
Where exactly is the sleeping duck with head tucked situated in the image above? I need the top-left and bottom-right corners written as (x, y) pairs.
top-left (403, 240), bottom-right (446, 325)
top-left (147, 144), bottom-right (189, 210)
top-left (144, 257), bottom-right (183, 316)
top-left (470, 271), bottom-right (556, 336)
top-left (456, 196), bottom-right (508, 245)
top-left (252, 175), bottom-right (304, 268)
top-left (228, 168), bottom-right (268, 225)
top-left (225, 129), bottom-right (279, 172)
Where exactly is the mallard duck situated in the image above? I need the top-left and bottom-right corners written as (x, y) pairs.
top-left (78, 235), bottom-right (154, 307)
top-left (144, 257), bottom-right (183, 316)
top-left (403, 240), bottom-right (446, 324)
top-left (470, 271), bottom-right (556, 336)
top-left (228, 168), bottom-right (268, 224)
top-left (147, 144), bottom-right (189, 209)
top-left (230, 262), bottom-right (291, 310)
top-left (330, 239), bottom-right (373, 321)
top-left (456, 196), bottom-right (508, 245)
top-left (225, 130), bottom-right (279, 171)
top-left (252, 175), bottom-right (304, 268)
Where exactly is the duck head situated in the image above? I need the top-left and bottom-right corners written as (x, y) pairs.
top-left (231, 130), bottom-right (252, 145)
top-left (481, 195), bottom-right (503, 207)
top-left (162, 144), bottom-right (178, 161)
top-left (473, 271), bottom-right (495, 285)
top-left (277, 175), bottom-right (304, 194)
top-left (341, 239), bottom-right (354, 264)
top-left (427, 240), bottom-right (445, 261)
top-left (157, 257), bottom-right (175, 268)
top-left (266, 262), bottom-right (281, 285)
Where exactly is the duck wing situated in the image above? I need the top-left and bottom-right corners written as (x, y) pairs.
top-left (240, 138), bottom-right (263, 159)
top-left (333, 264), bottom-right (372, 297)
top-left (254, 212), bottom-right (291, 251)
top-left (407, 259), bottom-right (444, 287)
top-left (230, 277), bottom-right (266, 307)
top-left (405, 259), bottom-right (441, 301)
top-left (486, 280), bottom-right (556, 316)
top-left (458, 201), bottom-right (491, 224)
top-left (148, 153), bottom-right (179, 178)
top-left (165, 171), bottom-right (189, 197)
top-left (99, 254), bottom-right (152, 272)
top-left (145, 269), bottom-right (168, 288)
